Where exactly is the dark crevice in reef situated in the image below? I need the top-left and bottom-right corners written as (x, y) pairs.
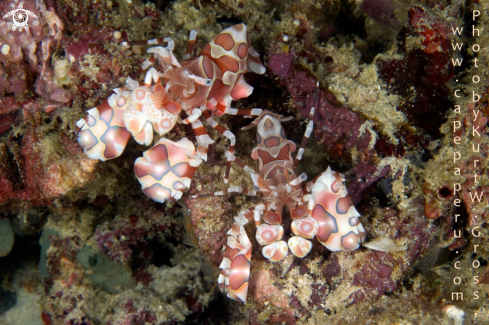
top-left (377, 27), bottom-right (454, 143)
top-left (373, 178), bottom-right (396, 209)
top-left (147, 238), bottom-right (175, 267)
top-left (361, 39), bottom-right (390, 64)
top-left (331, 1), bottom-right (396, 64)
top-left (472, 255), bottom-right (487, 267)
top-left (216, 16), bottom-right (246, 27)
top-left (434, 247), bottom-right (460, 268)
top-left (454, 199), bottom-right (470, 238)
top-left (462, 0), bottom-right (477, 42)
top-left (130, 238), bottom-right (174, 278)
top-left (0, 288), bottom-right (16, 315)
top-left (0, 233), bottom-right (41, 298)
top-left (0, 233), bottom-right (41, 269)
top-left (229, 72), bottom-right (291, 132)
top-left (187, 291), bottom-right (235, 324)
top-left (144, 0), bottom-right (174, 12)
top-left (332, 2), bottom-right (367, 40)
top-left (454, 0), bottom-right (476, 79)
top-left (0, 141), bottom-right (24, 191)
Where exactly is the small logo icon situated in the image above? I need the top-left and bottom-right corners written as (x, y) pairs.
top-left (3, 2), bottom-right (38, 32)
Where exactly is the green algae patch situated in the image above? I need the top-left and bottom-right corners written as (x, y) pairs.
top-left (76, 245), bottom-right (133, 293)
top-left (0, 218), bottom-right (14, 257)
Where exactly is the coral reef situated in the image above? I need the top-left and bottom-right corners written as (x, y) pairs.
top-left (0, 0), bottom-right (488, 324)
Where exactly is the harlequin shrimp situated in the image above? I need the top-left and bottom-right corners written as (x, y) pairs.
top-left (76, 24), bottom-right (266, 202)
top-left (200, 86), bottom-right (366, 302)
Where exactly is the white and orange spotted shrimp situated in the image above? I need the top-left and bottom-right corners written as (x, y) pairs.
top-left (197, 85), bottom-right (366, 302)
top-left (76, 24), bottom-right (266, 202)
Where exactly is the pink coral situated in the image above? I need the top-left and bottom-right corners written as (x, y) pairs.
top-left (251, 269), bottom-right (290, 309)
top-left (360, 0), bottom-right (402, 30)
top-left (0, 0), bottom-right (63, 98)
top-left (376, 5), bottom-right (453, 141)
top-left (92, 209), bottom-right (174, 266)
top-left (347, 162), bottom-right (390, 205)
top-left (0, 128), bottom-right (97, 205)
top-left (268, 52), bottom-right (372, 152)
